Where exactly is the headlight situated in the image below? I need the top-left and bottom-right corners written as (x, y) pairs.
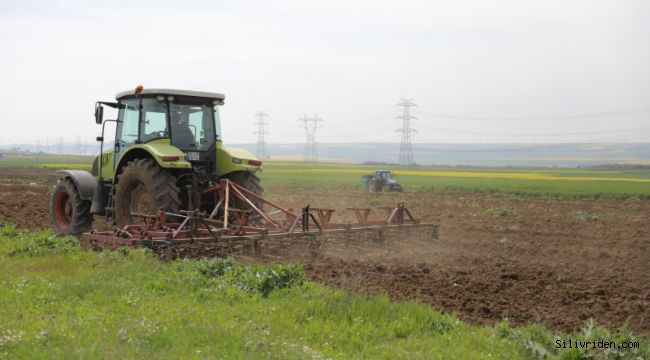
top-left (232, 157), bottom-right (242, 164)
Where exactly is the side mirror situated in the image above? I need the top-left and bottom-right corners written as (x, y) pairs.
top-left (95, 104), bottom-right (104, 124)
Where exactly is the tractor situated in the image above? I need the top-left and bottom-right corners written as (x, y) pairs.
top-left (50, 86), bottom-right (263, 235)
top-left (361, 170), bottom-right (403, 193)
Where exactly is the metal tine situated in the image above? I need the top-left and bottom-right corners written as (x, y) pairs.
top-left (309, 212), bottom-right (322, 232)
top-left (209, 199), bottom-right (223, 220)
top-left (173, 216), bottom-right (191, 239)
top-left (286, 214), bottom-right (301, 233)
top-left (227, 180), bottom-right (298, 219)
top-left (223, 180), bottom-right (230, 228)
top-left (226, 180), bottom-right (280, 228)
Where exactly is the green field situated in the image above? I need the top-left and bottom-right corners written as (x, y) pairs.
top-left (260, 162), bottom-right (650, 199)
top-left (0, 225), bottom-right (647, 359)
top-left (2, 153), bottom-right (650, 198)
top-left (0, 153), bottom-right (94, 168)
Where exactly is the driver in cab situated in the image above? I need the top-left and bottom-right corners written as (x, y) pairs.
top-left (170, 109), bottom-right (196, 148)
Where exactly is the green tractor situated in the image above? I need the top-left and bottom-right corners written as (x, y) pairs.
top-left (50, 86), bottom-right (263, 235)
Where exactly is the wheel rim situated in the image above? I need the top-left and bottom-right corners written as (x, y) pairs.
top-left (54, 191), bottom-right (72, 229)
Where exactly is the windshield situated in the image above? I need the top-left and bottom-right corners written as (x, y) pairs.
top-left (170, 102), bottom-right (216, 151)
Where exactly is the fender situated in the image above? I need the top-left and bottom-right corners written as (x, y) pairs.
top-left (113, 142), bottom-right (192, 182)
top-left (56, 170), bottom-right (96, 201)
top-left (216, 144), bottom-right (262, 176)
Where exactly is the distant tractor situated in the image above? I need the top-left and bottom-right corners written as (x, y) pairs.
top-left (50, 86), bottom-right (263, 235)
top-left (362, 170), bottom-right (403, 193)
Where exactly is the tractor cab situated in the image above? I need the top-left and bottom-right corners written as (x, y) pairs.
top-left (50, 86), bottom-right (263, 235)
top-left (108, 88), bottom-right (225, 172)
top-left (375, 170), bottom-right (394, 182)
top-left (91, 87), bottom-right (262, 187)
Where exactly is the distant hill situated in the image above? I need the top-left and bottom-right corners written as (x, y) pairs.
top-left (230, 143), bottom-right (650, 168)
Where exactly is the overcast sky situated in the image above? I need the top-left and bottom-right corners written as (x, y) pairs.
top-left (0, 0), bottom-right (649, 145)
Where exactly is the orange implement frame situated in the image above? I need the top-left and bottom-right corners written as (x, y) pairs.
top-left (80, 179), bottom-right (436, 252)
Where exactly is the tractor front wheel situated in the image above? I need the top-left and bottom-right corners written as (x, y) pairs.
top-left (114, 158), bottom-right (180, 226)
top-left (50, 178), bottom-right (93, 235)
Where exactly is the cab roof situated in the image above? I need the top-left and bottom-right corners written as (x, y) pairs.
top-left (115, 88), bottom-right (225, 101)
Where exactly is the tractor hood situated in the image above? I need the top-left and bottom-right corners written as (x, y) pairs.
top-left (221, 146), bottom-right (256, 161)
top-left (386, 178), bottom-right (398, 186)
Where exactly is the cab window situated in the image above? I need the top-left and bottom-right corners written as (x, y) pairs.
top-left (141, 99), bottom-right (168, 143)
top-left (116, 98), bottom-right (139, 147)
top-left (170, 102), bottom-right (215, 150)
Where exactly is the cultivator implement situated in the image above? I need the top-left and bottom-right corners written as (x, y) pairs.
top-left (80, 179), bottom-right (438, 261)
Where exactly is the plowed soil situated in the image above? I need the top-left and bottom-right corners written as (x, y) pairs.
top-left (0, 168), bottom-right (56, 229)
top-left (1, 168), bottom-right (648, 333)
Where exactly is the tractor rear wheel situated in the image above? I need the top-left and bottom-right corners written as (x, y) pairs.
top-left (368, 179), bottom-right (377, 193)
top-left (222, 171), bottom-right (264, 209)
top-left (50, 178), bottom-right (93, 235)
top-left (114, 158), bottom-right (180, 226)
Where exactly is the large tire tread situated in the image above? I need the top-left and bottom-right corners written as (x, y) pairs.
top-left (114, 158), bottom-right (180, 226)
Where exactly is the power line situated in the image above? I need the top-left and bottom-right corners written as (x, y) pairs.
top-left (75, 136), bottom-right (83, 154)
top-left (298, 114), bottom-right (323, 162)
top-left (56, 137), bottom-right (64, 155)
top-left (396, 98), bottom-right (417, 166)
top-left (418, 107), bottom-right (650, 122)
top-left (417, 126), bottom-right (650, 137)
top-left (415, 129), bottom-right (650, 151)
top-left (253, 111), bottom-right (269, 159)
top-left (579, 128), bottom-right (650, 143)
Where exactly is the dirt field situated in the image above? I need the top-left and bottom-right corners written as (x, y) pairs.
top-left (1, 167), bottom-right (648, 333)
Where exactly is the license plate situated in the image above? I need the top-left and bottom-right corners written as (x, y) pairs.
top-left (185, 152), bottom-right (200, 161)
